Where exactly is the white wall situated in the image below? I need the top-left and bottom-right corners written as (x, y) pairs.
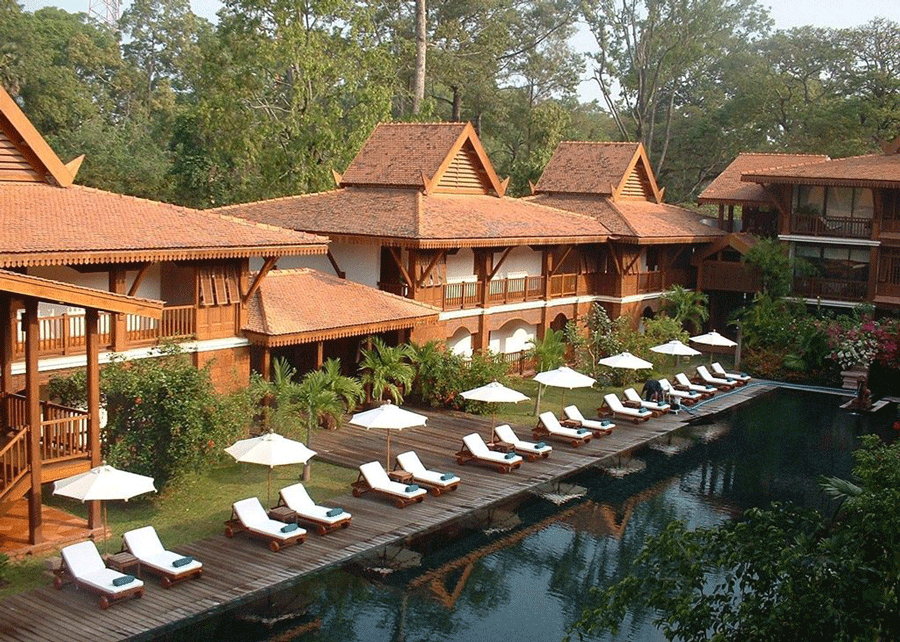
top-left (446, 249), bottom-right (475, 282)
top-left (489, 320), bottom-right (536, 355)
top-left (28, 265), bottom-right (162, 316)
top-left (263, 243), bottom-right (381, 288)
top-left (449, 327), bottom-right (473, 358)
top-left (492, 246), bottom-right (541, 279)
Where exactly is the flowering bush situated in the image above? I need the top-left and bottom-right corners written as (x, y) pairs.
top-left (825, 318), bottom-right (900, 370)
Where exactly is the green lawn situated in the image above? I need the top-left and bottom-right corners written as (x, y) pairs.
top-left (0, 459), bottom-right (356, 598)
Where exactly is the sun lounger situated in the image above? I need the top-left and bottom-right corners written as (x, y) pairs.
top-left (456, 433), bottom-right (523, 472)
top-left (695, 365), bottom-right (738, 390)
top-left (712, 362), bottom-right (751, 384)
top-left (352, 461), bottom-right (427, 507)
top-left (54, 541), bottom-right (144, 609)
top-left (225, 497), bottom-right (307, 551)
top-left (674, 372), bottom-right (716, 398)
top-left (602, 394), bottom-right (652, 423)
top-left (534, 411), bottom-right (592, 446)
top-left (659, 378), bottom-right (700, 405)
top-left (562, 405), bottom-right (615, 435)
top-left (395, 451), bottom-right (461, 495)
top-left (493, 424), bottom-right (552, 462)
top-left (623, 388), bottom-right (670, 416)
top-left (122, 526), bottom-right (202, 588)
top-left (276, 483), bottom-right (352, 534)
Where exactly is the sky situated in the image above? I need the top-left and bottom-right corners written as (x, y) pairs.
top-left (18, 0), bottom-right (900, 102)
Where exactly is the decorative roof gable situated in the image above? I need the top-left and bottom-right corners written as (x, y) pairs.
top-left (616, 155), bottom-right (657, 201)
top-left (433, 140), bottom-right (493, 194)
top-left (0, 86), bottom-right (80, 187)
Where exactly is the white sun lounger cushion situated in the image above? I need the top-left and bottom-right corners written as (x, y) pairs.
top-left (61, 541), bottom-right (145, 595)
top-left (494, 424), bottom-right (552, 454)
top-left (360, 462), bottom-right (428, 499)
top-left (659, 379), bottom-right (700, 399)
top-left (675, 372), bottom-right (716, 392)
top-left (604, 394), bottom-right (652, 418)
top-left (123, 526), bottom-right (202, 575)
top-left (697, 366), bottom-right (733, 386)
top-left (539, 412), bottom-right (590, 438)
top-left (624, 388), bottom-right (670, 412)
top-left (280, 483), bottom-right (352, 524)
top-left (562, 406), bottom-right (615, 431)
top-left (233, 497), bottom-right (307, 541)
top-left (712, 362), bottom-right (750, 381)
top-left (396, 451), bottom-right (460, 487)
top-left (462, 433), bottom-right (523, 465)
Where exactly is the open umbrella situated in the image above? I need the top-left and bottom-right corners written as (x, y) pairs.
top-left (690, 330), bottom-right (737, 365)
top-left (460, 381), bottom-right (529, 439)
top-left (53, 463), bottom-right (156, 551)
top-left (533, 366), bottom-right (595, 414)
top-left (225, 431), bottom-right (317, 506)
top-left (598, 352), bottom-right (653, 370)
top-left (651, 339), bottom-right (702, 369)
top-left (349, 402), bottom-right (427, 469)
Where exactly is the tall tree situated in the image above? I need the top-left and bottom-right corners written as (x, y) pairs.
top-left (411, 0), bottom-right (426, 114)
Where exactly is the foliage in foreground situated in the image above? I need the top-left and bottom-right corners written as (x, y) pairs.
top-left (408, 341), bottom-right (509, 413)
top-left (571, 435), bottom-right (900, 642)
top-left (48, 346), bottom-right (251, 489)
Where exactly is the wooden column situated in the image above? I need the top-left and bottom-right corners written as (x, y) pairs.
top-left (315, 341), bottom-right (324, 370)
top-left (109, 267), bottom-right (127, 352)
top-left (475, 316), bottom-right (490, 354)
top-left (727, 205), bottom-right (735, 233)
top-left (24, 298), bottom-right (42, 544)
top-left (260, 347), bottom-right (271, 381)
top-left (85, 309), bottom-right (101, 529)
top-left (0, 296), bottom-right (12, 429)
top-left (718, 204), bottom-right (725, 230)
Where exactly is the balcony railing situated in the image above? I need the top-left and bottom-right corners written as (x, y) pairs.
top-left (792, 213), bottom-right (873, 239)
top-left (13, 305), bottom-right (197, 358)
top-left (794, 276), bottom-right (868, 301)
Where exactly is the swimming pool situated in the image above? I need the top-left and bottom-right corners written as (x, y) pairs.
top-left (196, 388), bottom-right (890, 642)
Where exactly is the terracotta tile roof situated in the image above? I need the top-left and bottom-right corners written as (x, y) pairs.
top-left (340, 122), bottom-right (469, 188)
top-left (742, 152), bottom-right (900, 188)
top-left (527, 194), bottom-right (723, 243)
top-left (244, 268), bottom-right (439, 345)
top-left (219, 187), bottom-right (610, 248)
top-left (533, 142), bottom-right (640, 195)
top-left (0, 182), bottom-right (327, 268)
top-left (698, 153), bottom-right (829, 204)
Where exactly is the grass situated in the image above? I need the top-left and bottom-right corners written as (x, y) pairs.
top-left (0, 459), bottom-right (357, 598)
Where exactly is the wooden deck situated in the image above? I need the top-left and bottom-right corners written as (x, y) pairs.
top-left (0, 383), bottom-right (773, 642)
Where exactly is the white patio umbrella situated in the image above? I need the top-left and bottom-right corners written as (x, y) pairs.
top-left (533, 366), bottom-right (595, 414)
top-left (598, 352), bottom-right (654, 370)
top-left (460, 381), bottom-right (529, 439)
top-left (690, 330), bottom-right (738, 364)
top-left (53, 462), bottom-right (156, 551)
top-left (225, 431), bottom-right (317, 505)
top-left (349, 402), bottom-right (427, 469)
top-left (650, 339), bottom-right (701, 368)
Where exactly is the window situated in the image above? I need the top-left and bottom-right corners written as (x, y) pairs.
top-left (198, 265), bottom-right (240, 306)
top-left (795, 186), bottom-right (873, 219)
top-left (794, 245), bottom-right (870, 282)
top-left (883, 191), bottom-right (900, 221)
top-left (878, 248), bottom-right (900, 285)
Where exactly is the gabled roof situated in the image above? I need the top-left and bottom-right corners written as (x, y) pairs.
top-left (742, 152), bottom-right (900, 188)
top-left (0, 86), bottom-right (80, 187)
top-left (698, 153), bottom-right (829, 205)
top-left (532, 142), bottom-right (661, 202)
top-left (244, 269), bottom-right (440, 346)
top-left (691, 233), bottom-right (759, 264)
top-left (219, 187), bottom-right (610, 248)
top-left (0, 182), bottom-right (328, 267)
top-left (526, 194), bottom-right (723, 244)
top-left (339, 122), bottom-right (506, 196)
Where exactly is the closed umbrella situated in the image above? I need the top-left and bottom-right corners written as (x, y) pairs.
top-left (349, 402), bottom-right (427, 469)
top-left (598, 352), bottom-right (654, 370)
top-left (460, 381), bottom-right (529, 439)
top-left (53, 463), bottom-right (156, 551)
top-left (225, 431), bottom-right (317, 505)
top-left (533, 366), bottom-right (595, 414)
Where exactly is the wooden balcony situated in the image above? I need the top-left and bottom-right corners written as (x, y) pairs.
top-left (13, 304), bottom-right (196, 359)
top-left (792, 213), bottom-right (873, 239)
top-left (698, 262), bottom-right (762, 293)
top-left (793, 276), bottom-right (868, 301)
top-left (405, 273), bottom-right (591, 311)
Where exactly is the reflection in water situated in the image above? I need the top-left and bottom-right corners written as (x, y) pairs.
top-left (196, 390), bottom-right (889, 642)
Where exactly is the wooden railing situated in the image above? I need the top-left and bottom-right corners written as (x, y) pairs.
top-left (0, 428), bottom-right (28, 499)
top-left (549, 274), bottom-right (577, 297)
top-left (498, 350), bottom-right (533, 376)
top-left (792, 213), bottom-right (873, 239)
top-left (794, 276), bottom-right (868, 301)
top-left (14, 305), bottom-right (197, 357)
top-left (487, 276), bottom-right (544, 305)
top-left (399, 273), bottom-right (590, 311)
top-left (443, 281), bottom-right (482, 310)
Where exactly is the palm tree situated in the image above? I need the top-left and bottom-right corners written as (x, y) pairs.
top-left (359, 336), bottom-right (415, 405)
top-left (249, 357), bottom-right (302, 435)
top-left (527, 329), bottom-right (567, 416)
top-left (661, 285), bottom-right (709, 333)
top-left (318, 358), bottom-right (364, 427)
top-left (296, 370), bottom-right (346, 480)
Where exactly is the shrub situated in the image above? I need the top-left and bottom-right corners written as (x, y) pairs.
top-left (408, 341), bottom-right (508, 413)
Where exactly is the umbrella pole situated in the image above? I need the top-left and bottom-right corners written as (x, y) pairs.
top-left (386, 431), bottom-right (392, 470)
top-left (560, 389), bottom-right (566, 415)
top-left (267, 467), bottom-right (272, 508)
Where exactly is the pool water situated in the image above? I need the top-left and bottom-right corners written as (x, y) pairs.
top-left (197, 389), bottom-right (891, 642)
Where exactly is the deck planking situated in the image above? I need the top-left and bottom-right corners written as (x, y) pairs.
top-left (0, 383), bottom-right (774, 642)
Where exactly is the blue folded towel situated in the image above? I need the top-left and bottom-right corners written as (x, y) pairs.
top-left (440, 472), bottom-right (455, 481)
top-left (535, 441), bottom-right (547, 449)
top-left (601, 420), bottom-right (611, 426)
top-left (326, 507), bottom-right (344, 517)
top-left (112, 574), bottom-right (135, 587)
top-left (504, 452), bottom-right (516, 459)
top-left (280, 523), bottom-right (299, 533)
top-left (577, 428), bottom-right (589, 435)
top-left (405, 484), bottom-right (420, 493)
top-left (172, 556), bottom-right (193, 568)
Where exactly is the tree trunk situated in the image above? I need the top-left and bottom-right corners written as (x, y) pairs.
top-left (412, 0), bottom-right (426, 115)
top-left (451, 86), bottom-right (461, 121)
